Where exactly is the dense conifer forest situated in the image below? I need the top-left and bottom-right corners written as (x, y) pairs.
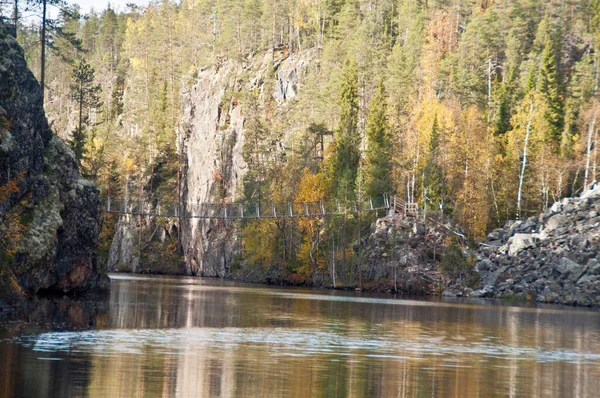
top-left (2, 0), bottom-right (599, 282)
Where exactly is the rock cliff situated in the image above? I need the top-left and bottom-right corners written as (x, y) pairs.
top-left (178, 49), bottom-right (317, 276)
top-left (469, 189), bottom-right (600, 306)
top-left (0, 23), bottom-right (108, 304)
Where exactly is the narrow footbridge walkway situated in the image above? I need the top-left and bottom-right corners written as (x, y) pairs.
top-left (100, 195), bottom-right (419, 220)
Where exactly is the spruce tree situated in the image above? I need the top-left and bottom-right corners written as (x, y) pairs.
top-left (365, 79), bottom-right (391, 197)
top-left (424, 115), bottom-right (443, 208)
top-left (539, 37), bottom-right (564, 145)
top-left (330, 57), bottom-right (360, 201)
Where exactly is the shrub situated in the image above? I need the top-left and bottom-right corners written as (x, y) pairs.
top-left (439, 236), bottom-right (473, 281)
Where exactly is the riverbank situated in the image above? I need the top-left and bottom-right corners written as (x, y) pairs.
top-left (105, 188), bottom-right (600, 307)
top-left (462, 187), bottom-right (600, 306)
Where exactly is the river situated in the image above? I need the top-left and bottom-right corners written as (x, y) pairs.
top-left (1, 274), bottom-right (600, 397)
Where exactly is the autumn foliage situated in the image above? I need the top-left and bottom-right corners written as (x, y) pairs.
top-left (0, 171), bottom-right (27, 261)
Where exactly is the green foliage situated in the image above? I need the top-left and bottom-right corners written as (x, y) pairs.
top-left (364, 79), bottom-right (391, 197)
top-left (539, 37), bottom-right (564, 145)
top-left (329, 57), bottom-right (360, 202)
top-left (69, 57), bottom-right (101, 167)
top-left (423, 115), bottom-right (444, 206)
top-left (439, 237), bottom-right (472, 281)
top-left (6, 0), bottom-right (600, 284)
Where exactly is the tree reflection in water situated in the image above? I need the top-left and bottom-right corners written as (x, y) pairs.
top-left (1, 274), bottom-right (600, 397)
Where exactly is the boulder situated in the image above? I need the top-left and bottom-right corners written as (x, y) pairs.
top-left (413, 223), bottom-right (426, 235)
top-left (508, 233), bottom-right (533, 256)
top-left (546, 214), bottom-right (570, 232)
top-left (553, 257), bottom-right (584, 281)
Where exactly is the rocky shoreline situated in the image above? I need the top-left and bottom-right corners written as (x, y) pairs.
top-left (439, 188), bottom-right (600, 306)
top-left (228, 188), bottom-right (600, 307)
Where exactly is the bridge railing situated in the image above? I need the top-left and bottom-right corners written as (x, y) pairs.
top-left (100, 194), bottom-right (394, 219)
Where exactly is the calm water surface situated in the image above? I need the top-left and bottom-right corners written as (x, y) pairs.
top-left (1, 274), bottom-right (600, 397)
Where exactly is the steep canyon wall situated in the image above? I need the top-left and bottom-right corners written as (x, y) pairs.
top-left (0, 23), bottom-right (108, 303)
top-left (179, 49), bottom-right (316, 276)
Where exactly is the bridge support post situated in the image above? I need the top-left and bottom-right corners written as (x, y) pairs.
top-left (289, 202), bottom-right (293, 217)
top-left (256, 203), bottom-right (260, 218)
top-left (107, 195), bottom-right (111, 212)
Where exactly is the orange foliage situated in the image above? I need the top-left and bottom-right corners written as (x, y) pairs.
top-left (294, 169), bottom-right (327, 278)
top-left (0, 171), bottom-right (27, 259)
top-left (0, 171), bottom-right (25, 202)
top-left (0, 115), bottom-right (12, 131)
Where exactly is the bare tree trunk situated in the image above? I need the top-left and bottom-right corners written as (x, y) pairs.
top-left (40, 0), bottom-right (47, 103)
top-left (584, 109), bottom-right (597, 191)
top-left (357, 205), bottom-right (361, 288)
top-left (78, 87), bottom-right (83, 147)
top-left (137, 180), bottom-right (143, 273)
top-left (517, 99), bottom-right (535, 220)
top-left (594, 120), bottom-right (598, 184)
top-left (331, 235), bottom-right (336, 288)
top-left (12, 0), bottom-right (18, 37)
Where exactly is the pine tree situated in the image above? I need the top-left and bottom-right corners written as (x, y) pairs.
top-left (26, 0), bottom-right (77, 101)
top-left (70, 58), bottom-right (101, 167)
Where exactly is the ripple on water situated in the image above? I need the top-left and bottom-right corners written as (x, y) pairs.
top-left (9, 327), bottom-right (600, 366)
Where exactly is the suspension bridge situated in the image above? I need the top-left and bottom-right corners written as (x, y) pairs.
top-left (100, 195), bottom-right (419, 220)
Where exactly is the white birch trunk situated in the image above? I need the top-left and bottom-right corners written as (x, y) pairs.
top-left (517, 99), bottom-right (535, 220)
top-left (584, 109), bottom-right (597, 191)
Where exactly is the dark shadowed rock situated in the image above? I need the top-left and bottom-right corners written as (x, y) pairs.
top-left (0, 22), bottom-right (109, 304)
top-left (553, 257), bottom-right (584, 281)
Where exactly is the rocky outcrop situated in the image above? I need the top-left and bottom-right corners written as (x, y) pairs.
top-left (0, 22), bottom-right (108, 304)
top-left (178, 49), bottom-right (317, 276)
top-left (107, 214), bottom-right (184, 274)
top-left (362, 215), bottom-right (446, 293)
top-left (108, 215), bottom-right (137, 272)
top-left (470, 189), bottom-right (600, 306)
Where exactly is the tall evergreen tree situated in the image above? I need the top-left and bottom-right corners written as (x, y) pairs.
top-left (329, 57), bottom-right (360, 201)
top-left (364, 79), bottom-right (392, 197)
top-left (424, 114), bottom-right (444, 209)
top-left (539, 37), bottom-right (564, 145)
top-left (27, 0), bottom-right (67, 101)
top-left (70, 58), bottom-right (101, 167)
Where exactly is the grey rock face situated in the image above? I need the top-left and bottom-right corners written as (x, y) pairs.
top-left (108, 215), bottom-right (137, 272)
top-left (178, 49), bottom-right (316, 276)
top-left (0, 22), bottom-right (108, 301)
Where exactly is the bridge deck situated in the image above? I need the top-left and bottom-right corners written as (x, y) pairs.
top-left (100, 195), bottom-right (418, 220)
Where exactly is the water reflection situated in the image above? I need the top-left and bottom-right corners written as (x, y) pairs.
top-left (1, 274), bottom-right (600, 397)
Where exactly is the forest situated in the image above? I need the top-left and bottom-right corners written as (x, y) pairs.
top-left (1, 0), bottom-right (599, 283)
